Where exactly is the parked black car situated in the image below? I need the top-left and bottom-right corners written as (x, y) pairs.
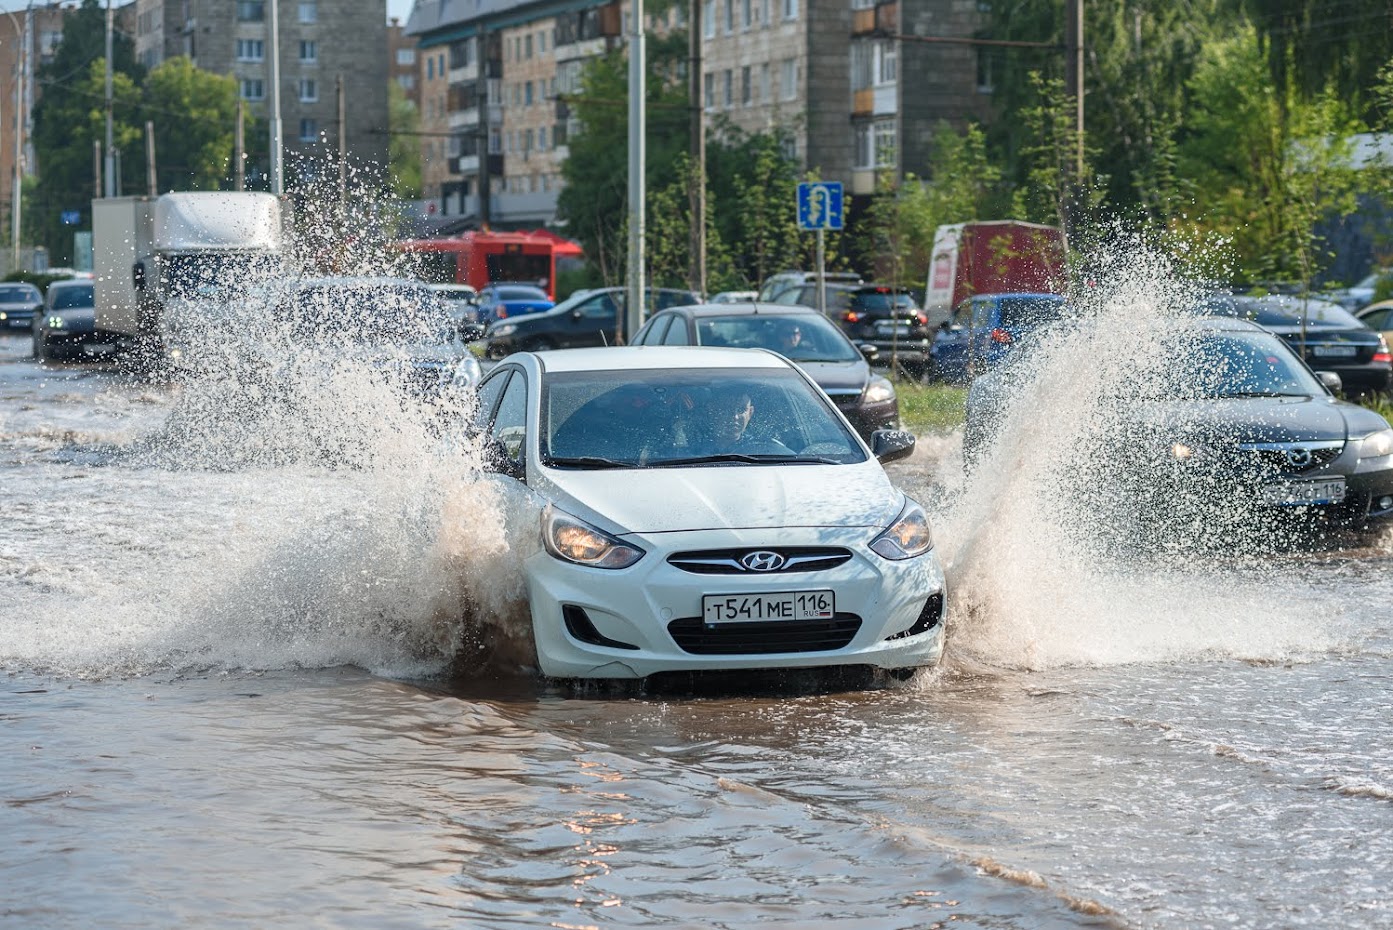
top-left (32, 279), bottom-right (98, 361)
top-left (965, 317), bottom-right (1393, 545)
top-left (630, 303), bottom-right (899, 439)
top-left (483, 287), bottom-right (699, 358)
top-left (1192, 294), bottom-right (1392, 396)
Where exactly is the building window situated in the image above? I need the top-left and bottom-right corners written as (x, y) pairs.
top-left (299, 118), bottom-right (318, 142)
top-left (782, 0), bottom-right (798, 19)
top-left (874, 119), bottom-right (896, 167)
top-left (724, 0), bottom-right (734, 32)
top-left (298, 1), bottom-right (317, 24)
top-left (722, 69), bottom-right (732, 107)
top-left (298, 78), bottom-right (318, 102)
top-left (240, 78), bottom-right (265, 100)
top-left (704, 72), bottom-right (714, 109)
top-left (781, 59), bottom-right (797, 100)
top-left (236, 1), bottom-right (264, 22)
top-left (427, 57), bottom-right (434, 80)
top-left (235, 39), bottom-right (264, 62)
top-left (538, 30), bottom-right (547, 54)
top-left (741, 66), bottom-right (751, 105)
top-left (301, 40), bottom-right (319, 63)
top-left (878, 40), bottom-right (898, 83)
top-left (759, 62), bottom-right (770, 102)
top-left (396, 47), bottom-right (415, 66)
top-left (489, 129), bottom-right (501, 154)
top-left (854, 124), bottom-right (872, 169)
top-left (743, 0), bottom-right (752, 27)
top-left (397, 74), bottom-right (415, 91)
top-left (851, 0), bottom-right (873, 8)
top-left (524, 81), bottom-right (533, 105)
top-left (703, 0), bottom-right (715, 37)
top-left (760, 0), bottom-right (770, 26)
top-left (538, 126), bottom-right (548, 150)
top-left (976, 47), bottom-right (997, 93)
top-left (524, 35), bottom-right (532, 58)
top-left (851, 40), bottom-right (872, 90)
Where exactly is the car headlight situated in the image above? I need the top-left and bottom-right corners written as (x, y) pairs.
top-left (863, 375), bottom-right (896, 405)
top-left (869, 498), bottom-right (934, 560)
top-left (47, 315), bottom-right (66, 329)
top-left (1353, 427), bottom-right (1393, 473)
top-left (542, 505), bottom-right (645, 569)
top-left (452, 355), bottom-right (482, 389)
top-left (491, 323), bottom-right (518, 337)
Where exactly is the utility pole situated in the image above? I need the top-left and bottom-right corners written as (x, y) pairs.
top-left (268, 0), bottom-right (283, 194)
top-left (234, 100), bottom-right (245, 191)
top-left (104, 0), bottom-right (114, 197)
top-left (1065, 0), bottom-right (1084, 179)
top-left (8, 5), bottom-right (27, 270)
top-left (687, 0), bottom-right (705, 297)
top-left (624, 0), bottom-right (646, 342)
top-left (337, 73), bottom-right (346, 204)
top-left (145, 121), bottom-right (156, 195)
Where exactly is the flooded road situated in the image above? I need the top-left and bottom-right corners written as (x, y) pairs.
top-left (2, 330), bottom-right (1392, 929)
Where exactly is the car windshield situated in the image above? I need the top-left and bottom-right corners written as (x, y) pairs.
top-left (542, 367), bottom-right (867, 468)
top-left (1151, 330), bottom-right (1323, 399)
top-left (49, 285), bottom-right (94, 309)
top-left (696, 314), bottom-right (861, 362)
top-left (492, 286), bottom-right (548, 302)
top-left (998, 296), bottom-right (1066, 327)
top-left (0, 285), bottom-right (39, 302)
top-left (161, 253), bottom-right (281, 299)
top-left (852, 291), bottom-right (916, 311)
top-left (1199, 296), bottom-right (1365, 328)
top-left (279, 284), bottom-right (454, 345)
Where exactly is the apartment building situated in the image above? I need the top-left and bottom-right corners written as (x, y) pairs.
top-left (389, 17), bottom-right (421, 109)
top-left (133, 0), bottom-right (389, 185)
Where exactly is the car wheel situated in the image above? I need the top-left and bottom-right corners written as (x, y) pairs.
top-left (34, 335), bottom-right (49, 362)
top-left (526, 337), bottom-right (555, 352)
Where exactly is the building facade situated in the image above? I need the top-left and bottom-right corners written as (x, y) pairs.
top-left (388, 17), bottom-right (421, 109)
top-left (134, 0), bottom-right (390, 186)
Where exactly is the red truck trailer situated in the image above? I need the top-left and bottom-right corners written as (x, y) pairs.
top-left (923, 221), bottom-right (1066, 327)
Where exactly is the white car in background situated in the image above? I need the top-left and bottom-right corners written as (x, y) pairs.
top-left (469, 345), bottom-right (946, 681)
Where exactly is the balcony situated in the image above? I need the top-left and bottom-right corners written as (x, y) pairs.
top-left (875, 1), bottom-right (897, 34)
top-left (851, 8), bottom-right (875, 35)
top-left (449, 108), bottom-right (478, 129)
top-left (852, 88), bottom-right (873, 117)
top-left (448, 64), bottom-right (478, 84)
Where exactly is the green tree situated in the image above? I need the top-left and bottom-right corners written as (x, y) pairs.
top-left (142, 58), bottom-right (238, 193)
top-left (28, 0), bottom-right (143, 261)
top-left (708, 126), bottom-right (803, 290)
top-left (388, 81), bottom-right (422, 200)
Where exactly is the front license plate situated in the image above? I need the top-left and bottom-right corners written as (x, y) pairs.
top-left (1261, 478), bottom-right (1346, 506)
top-left (702, 590), bottom-right (835, 623)
top-left (876, 322), bottom-right (911, 336)
top-left (1311, 344), bottom-right (1357, 358)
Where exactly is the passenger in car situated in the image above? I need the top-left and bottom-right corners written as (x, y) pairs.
top-left (698, 387), bottom-right (794, 456)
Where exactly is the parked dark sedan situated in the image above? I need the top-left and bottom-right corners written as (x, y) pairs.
top-left (1192, 294), bottom-right (1392, 396)
top-left (835, 285), bottom-right (934, 374)
top-left (32, 279), bottom-right (98, 361)
top-left (965, 317), bottom-right (1393, 544)
top-left (484, 287), bottom-right (699, 358)
top-left (631, 303), bottom-right (900, 438)
top-left (929, 293), bottom-right (1069, 383)
top-left (0, 282), bottom-right (43, 331)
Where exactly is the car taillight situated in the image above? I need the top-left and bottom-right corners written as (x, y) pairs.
top-left (844, 311), bottom-right (861, 323)
top-left (916, 312), bottom-right (928, 325)
top-left (990, 328), bottom-right (1013, 344)
top-left (497, 306), bottom-right (508, 319)
top-left (1376, 335), bottom-right (1391, 364)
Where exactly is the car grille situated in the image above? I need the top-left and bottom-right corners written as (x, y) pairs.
top-left (826, 391), bottom-right (862, 411)
top-left (1238, 441), bottom-right (1344, 474)
top-left (667, 547), bottom-right (854, 574)
top-left (667, 614), bottom-right (862, 654)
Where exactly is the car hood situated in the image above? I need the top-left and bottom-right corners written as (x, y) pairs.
top-left (536, 460), bottom-right (901, 535)
top-left (0, 300), bottom-right (40, 310)
top-left (793, 359), bottom-right (870, 393)
top-left (1134, 395), bottom-right (1360, 443)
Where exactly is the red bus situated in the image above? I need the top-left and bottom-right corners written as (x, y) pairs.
top-left (395, 229), bottom-right (583, 301)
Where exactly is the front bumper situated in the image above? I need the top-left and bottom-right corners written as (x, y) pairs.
top-left (525, 527), bottom-right (946, 679)
top-left (1, 309), bottom-right (37, 329)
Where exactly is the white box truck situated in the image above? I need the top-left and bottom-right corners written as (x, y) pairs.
top-left (93, 191), bottom-right (288, 358)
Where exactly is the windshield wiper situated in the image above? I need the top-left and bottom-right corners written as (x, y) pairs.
top-left (649, 453), bottom-right (841, 467)
top-left (544, 455), bottom-right (635, 469)
top-left (1220, 391), bottom-right (1307, 398)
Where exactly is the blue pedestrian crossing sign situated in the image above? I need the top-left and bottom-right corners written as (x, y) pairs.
top-left (797, 182), bottom-right (843, 231)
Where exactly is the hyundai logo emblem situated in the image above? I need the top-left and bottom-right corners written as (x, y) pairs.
top-left (1285, 447), bottom-right (1313, 467)
top-left (739, 550), bottom-right (787, 572)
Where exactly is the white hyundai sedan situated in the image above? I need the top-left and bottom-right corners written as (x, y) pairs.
top-left (469, 346), bottom-right (946, 681)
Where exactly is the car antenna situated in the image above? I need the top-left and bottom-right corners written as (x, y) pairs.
top-left (601, 330), bottom-right (609, 346)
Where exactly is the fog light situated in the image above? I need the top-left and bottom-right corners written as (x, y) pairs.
top-left (1378, 496), bottom-right (1393, 511)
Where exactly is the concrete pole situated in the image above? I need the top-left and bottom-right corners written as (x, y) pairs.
top-left (337, 73), bottom-right (346, 204)
top-left (234, 100), bottom-right (245, 191)
top-left (104, 0), bottom-right (114, 198)
top-left (687, 0), bottom-right (705, 297)
top-left (269, 0), bottom-right (284, 194)
top-left (624, 0), bottom-right (646, 341)
top-left (145, 121), bottom-right (156, 195)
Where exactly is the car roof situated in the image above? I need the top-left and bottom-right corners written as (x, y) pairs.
top-left (47, 279), bottom-right (93, 289)
top-left (531, 345), bottom-right (793, 373)
top-left (658, 303), bottom-right (826, 318)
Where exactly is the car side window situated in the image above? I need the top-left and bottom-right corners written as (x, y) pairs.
top-left (969, 298), bottom-right (993, 329)
top-left (662, 317), bottom-right (690, 345)
top-left (1362, 309), bottom-right (1390, 329)
top-left (471, 369), bottom-right (511, 432)
top-left (579, 295), bottom-right (617, 320)
top-left (639, 315), bottom-right (671, 345)
top-left (490, 371), bottom-right (528, 469)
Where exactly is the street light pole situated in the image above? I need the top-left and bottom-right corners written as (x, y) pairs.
top-left (624, 0), bottom-right (645, 342)
top-left (268, 0), bottom-right (283, 194)
top-left (4, 4), bottom-right (27, 270)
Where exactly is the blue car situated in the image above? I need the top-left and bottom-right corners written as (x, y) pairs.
top-left (473, 283), bottom-right (554, 327)
top-left (928, 292), bottom-right (1069, 382)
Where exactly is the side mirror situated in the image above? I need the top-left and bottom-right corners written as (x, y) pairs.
top-left (571, 309), bottom-right (583, 320)
top-left (871, 428), bottom-right (916, 464)
top-left (1316, 370), bottom-right (1343, 394)
top-left (483, 436), bottom-right (525, 480)
top-left (858, 343), bottom-right (880, 362)
top-left (132, 261), bottom-right (146, 292)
